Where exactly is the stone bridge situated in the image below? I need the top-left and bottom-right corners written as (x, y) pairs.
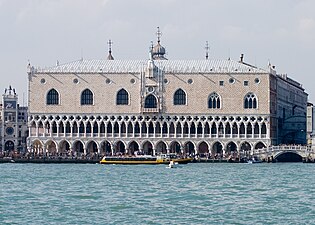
top-left (252, 145), bottom-right (315, 162)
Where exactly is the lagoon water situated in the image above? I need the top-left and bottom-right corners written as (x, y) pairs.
top-left (1, 163), bottom-right (315, 224)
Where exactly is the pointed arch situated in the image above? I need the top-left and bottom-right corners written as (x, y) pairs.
top-left (115, 141), bottom-right (126, 154)
top-left (73, 140), bottom-right (84, 153)
top-left (134, 122), bottom-right (140, 134)
top-left (148, 122), bottom-right (154, 134)
top-left (226, 141), bottom-right (237, 154)
top-left (176, 123), bottom-right (182, 135)
top-left (190, 122), bottom-right (196, 135)
top-left (46, 89), bottom-right (59, 105)
top-left (184, 141), bottom-right (195, 155)
top-left (225, 123), bottom-right (231, 136)
top-left (254, 122), bottom-right (259, 135)
top-left (127, 122), bottom-right (133, 134)
top-left (212, 141), bottom-right (223, 156)
top-left (156, 141), bottom-right (167, 154)
top-left (218, 122), bottom-right (224, 135)
top-left (155, 122), bottom-right (161, 135)
top-left (261, 122), bottom-right (267, 135)
top-left (208, 92), bottom-right (221, 109)
top-left (197, 122), bottom-right (203, 135)
top-left (141, 122), bottom-right (147, 134)
top-left (211, 123), bottom-right (217, 135)
top-left (170, 141), bottom-right (181, 154)
top-left (121, 122), bottom-right (126, 134)
top-left (244, 92), bottom-right (257, 109)
top-left (100, 122), bottom-right (105, 134)
top-left (142, 141), bottom-right (153, 155)
top-left (100, 141), bottom-right (112, 156)
top-left (93, 122), bottom-right (98, 134)
top-left (247, 123), bottom-right (252, 136)
top-left (128, 141), bottom-right (139, 155)
top-left (86, 121), bottom-right (92, 134)
top-left (107, 122), bottom-right (112, 134)
top-left (65, 121), bottom-right (71, 134)
top-left (116, 88), bottom-right (129, 105)
top-left (204, 122), bottom-right (210, 135)
top-left (113, 122), bottom-right (119, 134)
top-left (59, 140), bottom-right (70, 154)
top-left (169, 122), bottom-right (175, 134)
top-left (240, 122), bottom-right (245, 134)
top-left (232, 122), bottom-right (238, 135)
top-left (183, 122), bottom-right (189, 134)
top-left (198, 141), bottom-right (209, 155)
top-left (86, 140), bottom-right (98, 154)
top-left (81, 89), bottom-right (93, 105)
top-left (144, 94), bottom-right (157, 108)
top-left (162, 122), bottom-right (168, 134)
top-left (255, 142), bottom-right (266, 149)
top-left (173, 88), bottom-right (186, 105)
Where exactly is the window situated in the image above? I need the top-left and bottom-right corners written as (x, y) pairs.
top-left (116, 89), bottom-right (129, 105)
top-left (219, 81), bottom-right (224, 86)
top-left (208, 92), bottom-right (221, 109)
top-left (244, 81), bottom-right (249, 86)
top-left (244, 93), bottom-right (257, 109)
top-left (144, 94), bottom-right (157, 108)
top-left (81, 89), bottom-right (93, 105)
top-left (46, 89), bottom-right (59, 105)
top-left (174, 89), bottom-right (186, 105)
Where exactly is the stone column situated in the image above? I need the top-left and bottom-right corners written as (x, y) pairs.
top-left (56, 123), bottom-right (59, 137)
top-left (35, 122), bottom-right (39, 137)
top-left (70, 124), bottom-right (73, 137)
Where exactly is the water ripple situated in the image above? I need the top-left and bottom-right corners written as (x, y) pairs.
top-left (1, 163), bottom-right (315, 224)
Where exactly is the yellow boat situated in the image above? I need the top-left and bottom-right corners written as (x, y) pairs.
top-left (99, 154), bottom-right (192, 165)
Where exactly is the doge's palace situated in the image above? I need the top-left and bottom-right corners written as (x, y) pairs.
top-left (27, 29), bottom-right (307, 158)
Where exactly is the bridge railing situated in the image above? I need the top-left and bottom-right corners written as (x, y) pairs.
top-left (253, 145), bottom-right (313, 155)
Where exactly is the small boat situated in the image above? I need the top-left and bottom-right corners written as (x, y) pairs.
top-left (247, 157), bottom-right (262, 164)
top-left (100, 155), bottom-right (162, 165)
top-left (167, 160), bottom-right (178, 168)
top-left (100, 154), bottom-right (192, 165)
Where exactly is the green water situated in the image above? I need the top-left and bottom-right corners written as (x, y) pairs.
top-left (1, 163), bottom-right (315, 224)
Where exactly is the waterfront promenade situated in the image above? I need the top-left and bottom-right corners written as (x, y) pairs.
top-left (1, 144), bottom-right (314, 163)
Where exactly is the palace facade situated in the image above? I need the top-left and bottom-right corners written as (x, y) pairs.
top-left (27, 33), bottom-right (308, 157)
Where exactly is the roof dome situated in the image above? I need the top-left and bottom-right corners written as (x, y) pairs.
top-left (151, 27), bottom-right (167, 60)
top-left (152, 42), bottom-right (166, 56)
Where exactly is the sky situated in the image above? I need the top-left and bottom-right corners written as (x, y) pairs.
top-left (1, 0), bottom-right (315, 105)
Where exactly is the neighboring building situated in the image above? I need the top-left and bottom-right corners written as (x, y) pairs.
top-left (276, 75), bottom-right (308, 145)
top-left (307, 102), bottom-right (314, 146)
top-left (0, 86), bottom-right (28, 152)
top-left (27, 31), bottom-right (308, 157)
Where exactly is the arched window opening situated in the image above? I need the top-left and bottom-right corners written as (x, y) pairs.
top-left (162, 122), bottom-right (168, 134)
top-left (47, 89), bottom-right (59, 105)
top-left (144, 94), bottom-right (157, 108)
top-left (183, 122), bottom-right (189, 134)
top-left (169, 123), bottom-right (175, 134)
top-left (261, 123), bottom-right (267, 134)
top-left (134, 122), bottom-right (140, 134)
top-left (211, 123), bottom-right (217, 134)
top-left (81, 89), bottom-right (93, 105)
top-left (208, 92), bottom-right (221, 109)
top-left (116, 89), bottom-right (129, 105)
top-left (244, 93), bottom-right (257, 109)
top-left (174, 89), bottom-right (186, 105)
top-left (190, 123), bottom-right (196, 134)
top-left (148, 122), bottom-right (154, 134)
